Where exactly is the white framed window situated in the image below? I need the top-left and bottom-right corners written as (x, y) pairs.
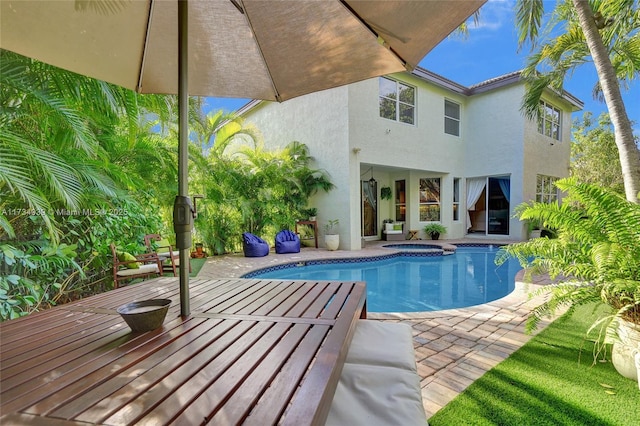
top-left (538, 100), bottom-right (561, 140)
top-left (419, 177), bottom-right (441, 221)
top-left (453, 178), bottom-right (460, 221)
top-left (379, 77), bottom-right (415, 124)
top-left (536, 175), bottom-right (559, 203)
top-left (444, 99), bottom-right (460, 136)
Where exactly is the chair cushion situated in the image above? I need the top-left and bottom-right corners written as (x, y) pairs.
top-left (326, 364), bottom-right (426, 426)
top-left (158, 250), bottom-right (180, 260)
top-left (117, 252), bottom-right (139, 269)
top-left (345, 321), bottom-right (417, 372)
top-left (326, 320), bottom-right (426, 426)
top-left (155, 238), bottom-right (172, 254)
top-left (116, 264), bottom-right (158, 276)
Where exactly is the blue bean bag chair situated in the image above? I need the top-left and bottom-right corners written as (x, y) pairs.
top-left (275, 229), bottom-right (301, 254)
top-left (242, 232), bottom-right (270, 257)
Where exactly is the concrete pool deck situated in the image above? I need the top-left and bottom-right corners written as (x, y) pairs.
top-left (195, 239), bottom-right (557, 419)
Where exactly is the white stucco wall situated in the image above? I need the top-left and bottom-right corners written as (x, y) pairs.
top-left (522, 92), bottom-right (573, 203)
top-left (242, 71), bottom-right (577, 249)
top-left (242, 87), bottom-right (356, 249)
top-left (346, 74), bottom-right (468, 241)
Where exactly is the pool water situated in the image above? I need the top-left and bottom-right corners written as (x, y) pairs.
top-left (247, 246), bottom-right (521, 313)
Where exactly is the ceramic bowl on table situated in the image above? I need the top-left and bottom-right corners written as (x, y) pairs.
top-left (117, 299), bottom-right (171, 332)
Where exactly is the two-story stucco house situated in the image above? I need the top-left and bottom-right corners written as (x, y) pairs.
top-left (238, 67), bottom-right (583, 250)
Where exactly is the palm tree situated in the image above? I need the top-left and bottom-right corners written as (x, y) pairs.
top-left (516, 0), bottom-right (640, 203)
top-left (1, 50), bottom-right (121, 240)
top-left (496, 178), bottom-right (640, 364)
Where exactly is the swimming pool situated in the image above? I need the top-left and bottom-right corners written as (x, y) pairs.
top-left (244, 245), bottom-right (522, 313)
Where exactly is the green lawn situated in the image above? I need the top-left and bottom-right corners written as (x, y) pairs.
top-left (429, 304), bottom-right (639, 426)
top-left (189, 257), bottom-right (207, 277)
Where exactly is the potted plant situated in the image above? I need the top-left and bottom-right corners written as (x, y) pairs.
top-left (423, 223), bottom-right (447, 240)
top-left (298, 224), bottom-right (316, 247)
top-left (324, 219), bottom-right (340, 251)
top-left (527, 219), bottom-right (542, 239)
top-left (380, 186), bottom-right (392, 200)
top-left (306, 207), bottom-right (317, 221)
top-left (496, 178), bottom-right (640, 380)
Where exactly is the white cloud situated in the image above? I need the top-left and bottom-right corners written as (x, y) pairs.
top-left (468, 0), bottom-right (515, 32)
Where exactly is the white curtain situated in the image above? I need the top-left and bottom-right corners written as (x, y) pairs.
top-left (466, 178), bottom-right (486, 230)
top-left (497, 177), bottom-right (510, 202)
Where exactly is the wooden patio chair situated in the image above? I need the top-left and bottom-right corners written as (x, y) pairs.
top-left (109, 243), bottom-right (162, 288)
top-left (143, 234), bottom-right (191, 277)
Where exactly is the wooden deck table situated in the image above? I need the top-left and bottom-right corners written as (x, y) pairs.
top-left (0, 277), bottom-right (367, 425)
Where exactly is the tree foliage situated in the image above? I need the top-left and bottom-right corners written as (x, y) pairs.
top-left (571, 112), bottom-right (629, 193)
top-left (496, 178), bottom-right (640, 340)
top-left (516, 0), bottom-right (640, 202)
top-left (0, 51), bottom-right (172, 320)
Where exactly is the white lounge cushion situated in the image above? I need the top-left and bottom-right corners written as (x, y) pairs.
top-left (384, 223), bottom-right (403, 234)
top-left (116, 264), bottom-right (159, 277)
top-left (325, 363), bottom-right (427, 426)
top-left (346, 321), bottom-right (417, 372)
top-left (326, 320), bottom-right (427, 426)
top-left (327, 363), bottom-right (426, 426)
top-left (158, 250), bottom-right (180, 260)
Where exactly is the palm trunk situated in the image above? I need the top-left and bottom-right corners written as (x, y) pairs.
top-left (572, 0), bottom-right (640, 203)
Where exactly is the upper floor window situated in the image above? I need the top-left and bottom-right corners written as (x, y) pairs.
top-left (379, 77), bottom-right (415, 124)
top-left (419, 177), bottom-right (441, 221)
top-left (536, 175), bottom-right (559, 203)
top-left (444, 99), bottom-right (460, 136)
top-left (538, 100), bottom-right (561, 140)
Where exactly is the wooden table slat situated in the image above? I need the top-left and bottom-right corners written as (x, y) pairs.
top-left (0, 278), bottom-right (367, 426)
top-left (234, 281), bottom-right (299, 316)
top-left (101, 320), bottom-right (272, 426)
top-left (244, 324), bottom-right (331, 426)
top-left (207, 323), bottom-right (313, 425)
top-left (73, 319), bottom-right (254, 425)
top-left (167, 321), bottom-right (300, 425)
top-left (49, 318), bottom-right (232, 421)
top-left (0, 311), bottom-right (120, 367)
top-left (282, 281), bottom-right (366, 425)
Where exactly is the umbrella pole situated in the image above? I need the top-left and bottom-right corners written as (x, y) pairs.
top-left (177, 0), bottom-right (190, 317)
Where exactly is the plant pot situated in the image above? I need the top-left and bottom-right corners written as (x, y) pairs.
top-left (325, 234), bottom-right (339, 251)
top-left (430, 233), bottom-right (440, 240)
top-left (611, 320), bottom-right (640, 380)
top-left (530, 229), bottom-right (542, 239)
top-left (309, 216), bottom-right (317, 222)
top-left (301, 238), bottom-right (315, 248)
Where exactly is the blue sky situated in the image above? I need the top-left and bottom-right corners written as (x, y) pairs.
top-left (204, 0), bottom-right (639, 134)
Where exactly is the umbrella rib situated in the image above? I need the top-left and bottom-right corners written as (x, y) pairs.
top-left (137, 0), bottom-right (157, 93)
top-left (339, 0), bottom-right (409, 70)
top-left (238, 0), bottom-right (283, 102)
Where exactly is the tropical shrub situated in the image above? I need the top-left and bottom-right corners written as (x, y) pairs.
top-left (192, 136), bottom-right (334, 254)
top-left (495, 178), bottom-right (640, 341)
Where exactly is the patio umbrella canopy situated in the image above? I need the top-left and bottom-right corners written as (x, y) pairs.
top-left (1, 0), bottom-right (485, 315)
